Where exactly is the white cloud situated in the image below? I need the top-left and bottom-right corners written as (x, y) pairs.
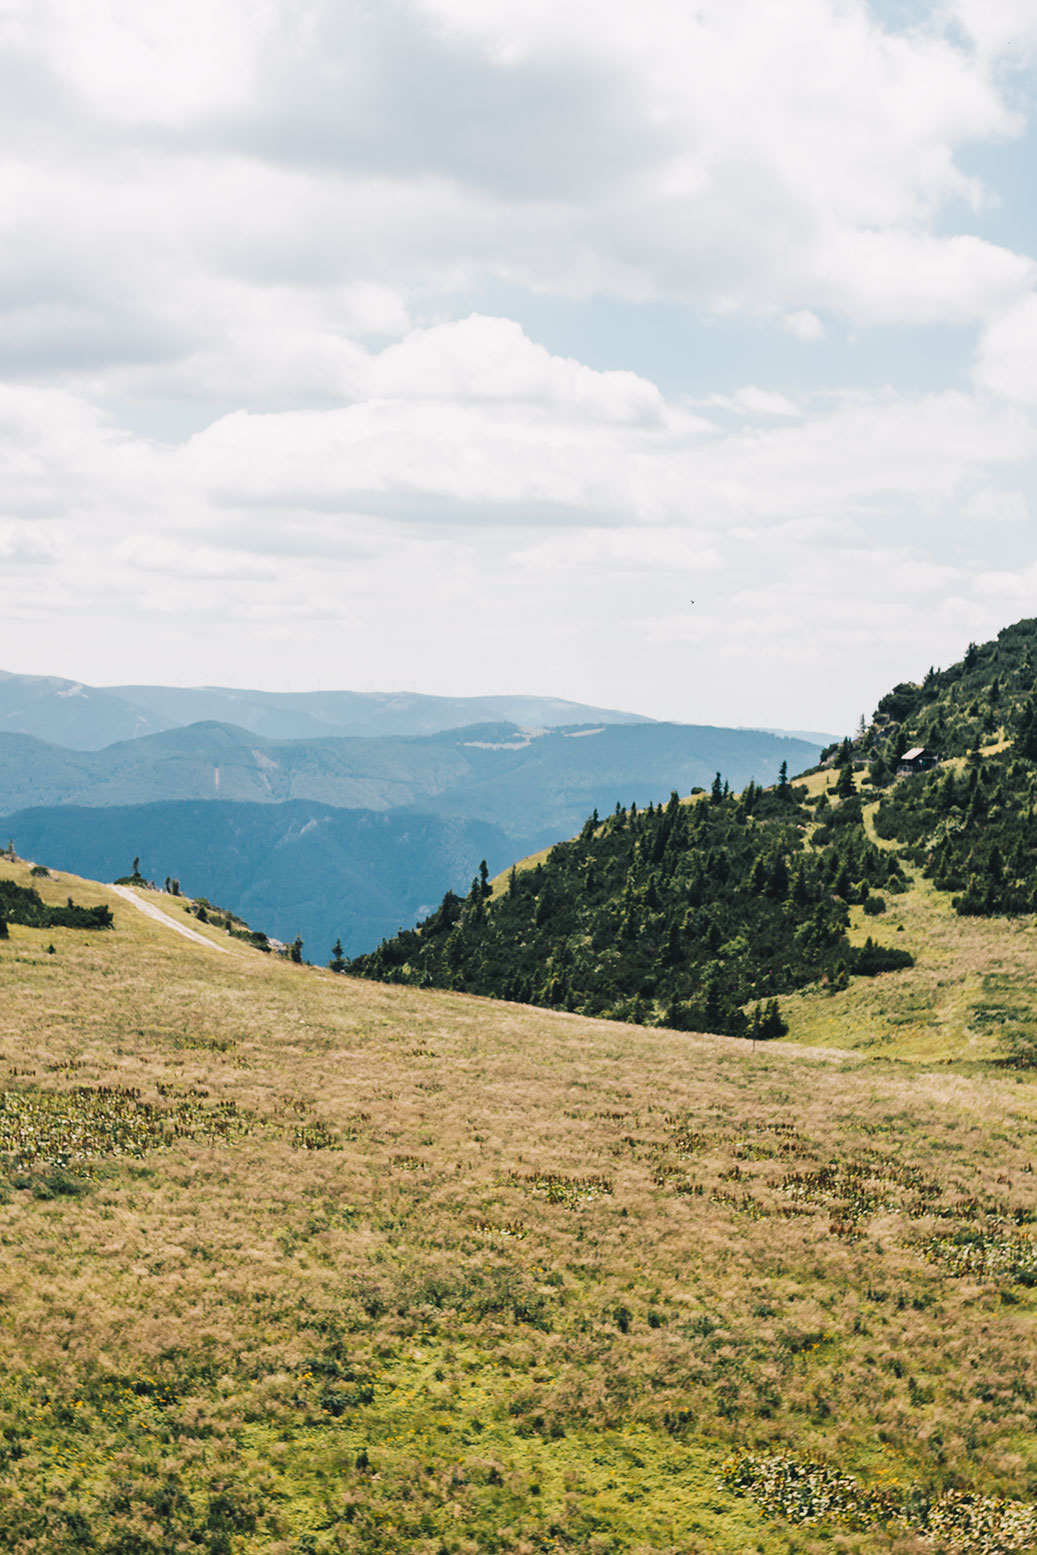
top-left (971, 563), bottom-right (1037, 602)
top-left (974, 292), bottom-right (1037, 405)
top-left (37, 0), bottom-right (265, 124)
top-left (964, 488), bottom-right (1029, 523)
top-left (0, 0), bottom-right (1031, 420)
top-left (0, 522), bottom-right (58, 563)
top-left (0, 1), bottom-right (1035, 732)
top-left (782, 310), bottom-right (825, 341)
top-left (950, 1), bottom-right (1037, 63)
top-left (369, 316), bottom-right (664, 420)
top-left (712, 387), bottom-right (801, 418)
top-left (114, 535), bottom-right (278, 581)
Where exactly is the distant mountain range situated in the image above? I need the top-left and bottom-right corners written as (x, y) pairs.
top-left (0, 719), bottom-right (823, 845)
top-left (0, 668), bottom-right (838, 752)
top-left (0, 669), bottom-right (652, 750)
top-left (0, 715), bottom-right (827, 954)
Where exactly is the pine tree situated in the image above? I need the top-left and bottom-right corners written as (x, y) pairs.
top-left (768, 855), bottom-right (789, 900)
top-left (329, 938), bottom-right (346, 973)
top-left (702, 963), bottom-right (725, 1032)
top-left (835, 760), bottom-right (856, 798)
top-left (868, 752), bottom-right (891, 787)
top-left (1015, 694), bottom-right (1037, 760)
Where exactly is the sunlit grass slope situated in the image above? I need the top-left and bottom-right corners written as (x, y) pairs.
top-left (1, 858), bottom-right (1035, 1554)
top-left (781, 790), bottom-right (1037, 1064)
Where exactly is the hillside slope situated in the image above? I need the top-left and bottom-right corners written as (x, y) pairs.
top-left (844, 614), bottom-right (1037, 767)
top-left (348, 778), bottom-right (913, 1031)
top-left (0, 855), bottom-right (1034, 1554)
top-left (351, 617), bottom-right (1037, 1054)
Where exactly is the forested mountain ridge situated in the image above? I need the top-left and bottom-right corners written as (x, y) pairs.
top-left (349, 616), bottom-right (1037, 1034)
top-left (839, 614), bottom-right (1037, 774)
top-left (834, 615), bottom-right (1037, 919)
top-left (348, 773), bottom-right (912, 1035)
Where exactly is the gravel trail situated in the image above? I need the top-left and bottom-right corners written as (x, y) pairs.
top-left (109, 885), bottom-right (231, 953)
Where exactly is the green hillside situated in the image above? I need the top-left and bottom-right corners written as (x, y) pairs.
top-left (842, 615), bottom-right (1037, 767)
top-left (348, 778), bottom-right (912, 1034)
top-left (348, 617), bottom-right (1037, 1059)
top-left (0, 856), bottom-right (1034, 1554)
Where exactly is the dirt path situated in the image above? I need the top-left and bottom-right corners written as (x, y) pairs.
top-left (109, 885), bottom-right (232, 954)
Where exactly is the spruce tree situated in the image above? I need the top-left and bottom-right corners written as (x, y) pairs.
top-left (835, 760), bottom-right (856, 798)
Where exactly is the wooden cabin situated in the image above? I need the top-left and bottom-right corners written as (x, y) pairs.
top-left (897, 745), bottom-right (938, 777)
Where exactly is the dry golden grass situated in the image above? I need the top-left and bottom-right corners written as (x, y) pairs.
top-left (782, 798), bottom-right (1037, 1063)
top-left (0, 858), bottom-right (1034, 1553)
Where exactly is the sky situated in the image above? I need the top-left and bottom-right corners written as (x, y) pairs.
top-left (2, 0), bottom-right (1037, 733)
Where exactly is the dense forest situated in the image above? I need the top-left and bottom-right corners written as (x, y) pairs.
top-left (347, 768), bottom-right (911, 1036)
top-left (874, 729), bottom-right (1037, 916)
top-left (841, 616), bottom-right (1037, 916)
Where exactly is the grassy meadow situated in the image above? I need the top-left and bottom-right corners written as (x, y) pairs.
top-left (0, 858), bottom-right (1035, 1553)
top-left (783, 773), bottom-right (1037, 1064)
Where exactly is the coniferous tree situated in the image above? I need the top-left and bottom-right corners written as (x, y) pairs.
top-left (1015, 694), bottom-right (1037, 760)
top-left (835, 760), bottom-right (856, 798)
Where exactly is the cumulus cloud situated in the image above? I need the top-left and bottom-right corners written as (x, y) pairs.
top-left (0, 308), bottom-right (1033, 727)
top-left (0, 0), bottom-right (1033, 413)
top-left (950, 1), bottom-right (1037, 63)
top-left (964, 488), bottom-right (1029, 524)
top-left (710, 387), bottom-right (802, 418)
top-left (782, 310), bottom-right (825, 341)
top-left (113, 535), bottom-right (278, 581)
top-left (974, 293), bottom-right (1037, 405)
top-left (0, 1), bottom-right (1036, 731)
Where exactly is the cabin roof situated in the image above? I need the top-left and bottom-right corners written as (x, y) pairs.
top-left (901, 746), bottom-right (929, 762)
